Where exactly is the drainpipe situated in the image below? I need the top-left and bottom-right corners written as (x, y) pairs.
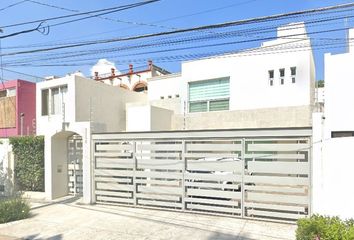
top-left (20, 112), bottom-right (24, 136)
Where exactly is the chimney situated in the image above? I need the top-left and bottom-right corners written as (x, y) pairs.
top-left (94, 72), bottom-right (99, 80)
top-left (148, 60), bottom-right (153, 70)
top-left (129, 64), bottom-right (134, 74)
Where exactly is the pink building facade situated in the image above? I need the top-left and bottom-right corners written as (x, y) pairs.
top-left (0, 80), bottom-right (36, 137)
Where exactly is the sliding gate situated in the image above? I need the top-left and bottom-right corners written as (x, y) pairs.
top-left (92, 129), bottom-right (311, 222)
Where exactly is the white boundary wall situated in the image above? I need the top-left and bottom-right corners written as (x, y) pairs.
top-left (0, 139), bottom-right (14, 197)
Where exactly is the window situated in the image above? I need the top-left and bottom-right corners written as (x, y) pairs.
top-left (168, 95), bottom-right (172, 99)
top-left (189, 77), bottom-right (230, 113)
top-left (291, 67), bottom-right (296, 83)
top-left (160, 96), bottom-right (164, 100)
top-left (268, 70), bottom-right (274, 86)
top-left (279, 68), bottom-right (285, 85)
top-left (41, 89), bottom-right (49, 116)
top-left (43, 85), bottom-right (67, 116)
top-left (175, 94), bottom-right (180, 98)
top-left (51, 87), bottom-right (60, 114)
top-left (0, 90), bottom-right (6, 98)
top-left (331, 131), bottom-right (354, 138)
top-left (7, 88), bottom-right (16, 97)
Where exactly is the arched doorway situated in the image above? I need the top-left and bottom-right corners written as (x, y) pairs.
top-left (50, 131), bottom-right (83, 199)
top-left (133, 81), bottom-right (148, 92)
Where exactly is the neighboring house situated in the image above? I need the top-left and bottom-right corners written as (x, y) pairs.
top-left (322, 28), bottom-right (354, 139)
top-left (311, 28), bottom-right (354, 219)
top-left (93, 61), bottom-right (170, 92)
top-left (127, 22), bottom-right (316, 131)
top-left (0, 79), bottom-right (36, 137)
top-left (36, 75), bottom-right (147, 201)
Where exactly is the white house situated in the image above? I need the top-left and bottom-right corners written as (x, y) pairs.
top-left (36, 74), bottom-right (147, 203)
top-left (127, 22), bottom-right (316, 131)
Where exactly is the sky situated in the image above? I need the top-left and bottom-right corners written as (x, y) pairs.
top-left (0, 0), bottom-right (353, 82)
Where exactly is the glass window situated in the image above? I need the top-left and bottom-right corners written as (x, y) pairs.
top-left (0, 90), bottom-right (6, 98)
top-left (41, 89), bottom-right (49, 116)
top-left (291, 67), bottom-right (296, 83)
top-left (268, 70), bottom-right (274, 79)
top-left (279, 68), bottom-right (285, 77)
top-left (189, 77), bottom-right (230, 113)
top-left (189, 102), bottom-right (207, 113)
top-left (51, 87), bottom-right (60, 115)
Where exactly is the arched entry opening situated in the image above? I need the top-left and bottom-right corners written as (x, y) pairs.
top-left (50, 131), bottom-right (83, 199)
top-left (133, 81), bottom-right (148, 92)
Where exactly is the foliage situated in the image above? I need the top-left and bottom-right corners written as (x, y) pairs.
top-left (296, 215), bottom-right (354, 240)
top-left (0, 197), bottom-right (30, 223)
top-left (9, 136), bottom-right (44, 192)
top-left (317, 80), bottom-right (324, 88)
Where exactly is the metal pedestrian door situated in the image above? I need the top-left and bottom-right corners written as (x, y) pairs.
top-left (68, 134), bottom-right (83, 195)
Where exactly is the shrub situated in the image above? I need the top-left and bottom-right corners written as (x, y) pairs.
top-left (10, 136), bottom-right (44, 192)
top-left (296, 215), bottom-right (354, 240)
top-left (0, 197), bottom-right (30, 223)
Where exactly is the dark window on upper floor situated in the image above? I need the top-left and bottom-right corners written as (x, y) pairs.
top-left (331, 131), bottom-right (354, 138)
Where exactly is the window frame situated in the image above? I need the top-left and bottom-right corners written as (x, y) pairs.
top-left (188, 77), bottom-right (230, 113)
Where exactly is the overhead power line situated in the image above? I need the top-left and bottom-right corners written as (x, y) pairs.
top-left (0, 0), bottom-right (28, 12)
top-left (26, 0), bottom-right (175, 31)
top-left (0, 0), bottom-right (160, 29)
top-left (0, 0), bottom-right (160, 39)
top-left (1, 2), bottom-right (354, 57)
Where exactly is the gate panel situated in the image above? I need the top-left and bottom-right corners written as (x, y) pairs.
top-left (243, 138), bottom-right (310, 221)
top-left (92, 130), bottom-right (311, 222)
top-left (68, 135), bottom-right (83, 195)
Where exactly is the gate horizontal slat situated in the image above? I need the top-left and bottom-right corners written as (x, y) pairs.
top-left (247, 209), bottom-right (305, 220)
top-left (245, 202), bottom-right (306, 212)
top-left (135, 171), bottom-right (182, 179)
top-left (244, 153), bottom-right (305, 160)
top-left (185, 181), bottom-right (240, 190)
top-left (94, 152), bottom-right (132, 157)
top-left (95, 169), bottom-right (134, 177)
top-left (244, 185), bottom-right (306, 194)
top-left (185, 153), bottom-right (238, 159)
top-left (96, 158), bottom-right (134, 169)
top-left (186, 144), bottom-right (241, 151)
top-left (138, 199), bottom-right (182, 208)
top-left (95, 177), bottom-right (132, 183)
top-left (136, 193), bottom-right (181, 201)
top-left (185, 197), bottom-right (239, 207)
top-left (96, 190), bottom-right (132, 198)
top-left (96, 182), bottom-right (134, 191)
top-left (96, 196), bottom-right (134, 204)
top-left (248, 161), bottom-right (309, 175)
top-left (136, 152), bottom-right (181, 158)
top-left (187, 160), bottom-right (242, 172)
top-left (244, 175), bottom-right (308, 185)
top-left (137, 144), bottom-right (182, 151)
top-left (187, 204), bottom-right (241, 214)
top-left (135, 179), bottom-right (181, 186)
top-left (96, 144), bottom-right (133, 151)
top-left (187, 188), bottom-right (241, 199)
top-left (246, 192), bottom-right (308, 205)
top-left (185, 173), bottom-right (241, 182)
top-left (138, 185), bottom-right (183, 195)
top-left (137, 160), bottom-right (183, 170)
top-left (247, 143), bottom-right (309, 152)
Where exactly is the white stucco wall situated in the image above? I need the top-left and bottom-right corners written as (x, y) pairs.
top-left (126, 103), bottom-right (173, 132)
top-left (0, 139), bottom-right (14, 197)
top-left (324, 31), bottom-right (354, 138)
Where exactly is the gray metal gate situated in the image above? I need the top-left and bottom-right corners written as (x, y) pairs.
top-left (92, 128), bottom-right (311, 222)
top-left (68, 134), bottom-right (83, 195)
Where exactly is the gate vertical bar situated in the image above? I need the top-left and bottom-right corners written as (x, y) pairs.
top-left (308, 137), bottom-right (313, 216)
top-left (181, 140), bottom-right (186, 210)
top-left (133, 141), bottom-right (137, 206)
top-left (241, 138), bottom-right (246, 218)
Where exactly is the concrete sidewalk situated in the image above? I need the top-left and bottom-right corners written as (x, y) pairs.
top-left (0, 198), bottom-right (296, 240)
